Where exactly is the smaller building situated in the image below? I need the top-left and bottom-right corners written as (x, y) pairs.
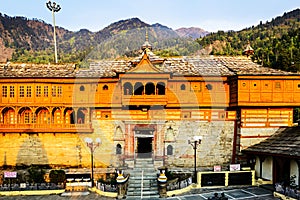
top-left (243, 127), bottom-right (300, 187)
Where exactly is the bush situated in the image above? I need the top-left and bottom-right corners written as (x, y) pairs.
top-left (49, 170), bottom-right (66, 184)
top-left (28, 165), bottom-right (46, 183)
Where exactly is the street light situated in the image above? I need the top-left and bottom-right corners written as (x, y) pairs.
top-left (46, 1), bottom-right (61, 64)
top-left (85, 137), bottom-right (101, 187)
top-left (188, 135), bottom-right (202, 183)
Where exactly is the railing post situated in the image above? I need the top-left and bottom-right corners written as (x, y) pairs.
top-left (225, 172), bottom-right (229, 187)
top-left (198, 172), bottom-right (201, 187)
top-left (251, 170), bottom-right (256, 185)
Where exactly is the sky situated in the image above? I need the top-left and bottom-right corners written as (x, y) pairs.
top-left (0, 0), bottom-right (299, 32)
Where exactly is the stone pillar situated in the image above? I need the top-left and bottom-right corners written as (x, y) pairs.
top-left (158, 167), bottom-right (168, 198)
top-left (116, 168), bottom-right (129, 199)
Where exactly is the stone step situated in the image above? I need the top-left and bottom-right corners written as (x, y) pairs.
top-left (130, 176), bottom-right (157, 182)
top-left (133, 165), bottom-right (156, 169)
top-left (127, 183), bottom-right (157, 189)
top-left (127, 187), bottom-right (158, 193)
top-left (130, 170), bottom-right (156, 173)
top-left (126, 158), bottom-right (159, 198)
top-left (127, 190), bottom-right (159, 196)
top-left (128, 184), bottom-right (157, 189)
top-left (126, 195), bottom-right (160, 200)
top-left (135, 159), bottom-right (153, 164)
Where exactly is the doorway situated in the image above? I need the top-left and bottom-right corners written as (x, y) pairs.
top-left (274, 157), bottom-right (290, 185)
top-left (137, 137), bottom-right (152, 158)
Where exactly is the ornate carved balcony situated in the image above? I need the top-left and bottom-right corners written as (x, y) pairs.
top-left (122, 95), bottom-right (167, 106)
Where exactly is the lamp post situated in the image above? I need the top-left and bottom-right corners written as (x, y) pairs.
top-left (188, 136), bottom-right (202, 183)
top-left (46, 0), bottom-right (61, 64)
top-left (85, 137), bottom-right (101, 187)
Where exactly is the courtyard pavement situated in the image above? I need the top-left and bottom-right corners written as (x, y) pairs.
top-left (0, 186), bottom-right (278, 199)
top-left (167, 186), bottom-right (278, 199)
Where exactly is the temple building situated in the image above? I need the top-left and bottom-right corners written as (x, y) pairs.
top-left (0, 41), bottom-right (299, 186)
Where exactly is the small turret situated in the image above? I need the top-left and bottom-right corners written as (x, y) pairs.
top-left (243, 42), bottom-right (254, 57)
top-left (141, 28), bottom-right (152, 51)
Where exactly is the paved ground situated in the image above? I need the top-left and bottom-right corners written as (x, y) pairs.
top-left (0, 187), bottom-right (278, 199)
top-left (0, 192), bottom-right (111, 200)
top-left (168, 186), bottom-right (278, 200)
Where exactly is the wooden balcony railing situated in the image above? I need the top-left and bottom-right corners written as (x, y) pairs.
top-left (122, 95), bottom-right (167, 106)
top-left (0, 123), bottom-right (94, 133)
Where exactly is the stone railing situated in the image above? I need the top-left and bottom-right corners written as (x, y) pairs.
top-left (97, 182), bottom-right (117, 192)
top-left (0, 183), bottom-right (63, 191)
top-left (167, 177), bottom-right (193, 191)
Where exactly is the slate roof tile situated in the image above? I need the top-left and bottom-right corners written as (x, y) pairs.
top-left (0, 55), bottom-right (297, 78)
top-left (243, 127), bottom-right (300, 158)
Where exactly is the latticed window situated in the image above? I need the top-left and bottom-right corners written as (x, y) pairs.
top-left (10, 86), bottom-right (14, 97)
top-left (44, 86), bottom-right (48, 97)
top-left (25, 113), bottom-right (36, 124)
top-left (52, 86), bottom-right (57, 97)
top-left (19, 86), bottom-right (24, 97)
top-left (2, 86), bottom-right (7, 97)
top-left (26, 86), bottom-right (31, 97)
top-left (36, 86), bottom-right (41, 97)
top-left (58, 86), bottom-right (62, 97)
top-left (24, 112), bottom-right (30, 124)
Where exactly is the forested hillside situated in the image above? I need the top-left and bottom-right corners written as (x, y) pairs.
top-left (0, 15), bottom-right (207, 64)
top-left (196, 9), bottom-right (300, 72)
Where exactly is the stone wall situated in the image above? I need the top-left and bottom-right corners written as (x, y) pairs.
top-left (0, 132), bottom-right (108, 168)
top-left (165, 121), bottom-right (235, 168)
top-left (0, 120), bottom-right (235, 169)
top-left (240, 127), bottom-right (279, 150)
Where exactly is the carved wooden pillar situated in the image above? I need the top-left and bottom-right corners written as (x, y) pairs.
top-left (73, 108), bottom-right (78, 124)
top-left (86, 108), bottom-right (90, 123)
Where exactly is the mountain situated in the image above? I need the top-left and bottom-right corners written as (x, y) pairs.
top-left (196, 9), bottom-right (300, 71)
top-left (0, 15), bottom-right (204, 63)
top-left (175, 27), bottom-right (209, 39)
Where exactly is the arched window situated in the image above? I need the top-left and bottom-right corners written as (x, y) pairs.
top-left (123, 82), bottom-right (133, 95)
top-left (103, 85), bottom-right (108, 90)
top-left (2, 107), bottom-right (15, 124)
top-left (80, 85), bottom-right (85, 91)
top-left (134, 82), bottom-right (144, 95)
top-left (145, 82), bottom-right (155, 95)
top-left (156, 82), bottom-right (165, 95)
top-left (19, 107), bottom-right (35, 124)
top-left (180, 84), bottom-right (186, 90)
top-left (64, 108), bottom-right (75, 124)
top-left (77, 108), bottom-right (87, 124)
top-left (116, 144), bottom-right (122, 155)
top-left (36, 108), bottom-right (50, 124)
top-left (167, 145), bottom-right (173, 155)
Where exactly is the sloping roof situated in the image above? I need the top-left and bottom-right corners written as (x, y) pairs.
top-left (128, 53), bottom-right (162, 73)
top-left (0, 55), bottom-right (296, 78)
top-left (242, 127), bottom-right (300, 159)
top-left (0, 63), bottom-right (76, 78)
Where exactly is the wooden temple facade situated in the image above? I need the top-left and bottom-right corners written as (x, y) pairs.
top-left (0, 44), bottom-right (299, 185)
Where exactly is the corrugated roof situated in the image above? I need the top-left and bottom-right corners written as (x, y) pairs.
top-left (242, 127), bottom-right (300, 159)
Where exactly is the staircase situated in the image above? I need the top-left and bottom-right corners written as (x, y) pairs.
top-left (126, 158), bottom-right (160, 199)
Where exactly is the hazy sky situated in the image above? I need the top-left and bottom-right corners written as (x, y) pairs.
top-left (0, 0), bottom-right (299, 32)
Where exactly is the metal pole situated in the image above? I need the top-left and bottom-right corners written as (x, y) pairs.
top-left (194, 141), bottom-right (197, 183)
top-left (46, 1), bottom-right (60, 64)
top-left (52, 9), bottom-right (58, 64)
top-left (91, 149), bottom-right (94, 187)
